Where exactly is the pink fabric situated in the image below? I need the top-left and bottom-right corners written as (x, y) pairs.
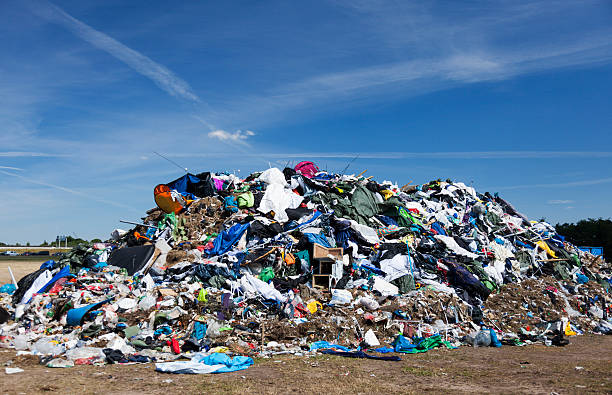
top-left (294, 161), bottom-right (319, 178)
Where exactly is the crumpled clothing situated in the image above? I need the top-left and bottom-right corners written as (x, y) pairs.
top-left (434, 235), bottom-right (478, 259)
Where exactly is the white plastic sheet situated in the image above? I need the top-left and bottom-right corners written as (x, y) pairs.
top-left (379, 254), bottom-right (412, 282)
top-left (20, 270), bottom-right (52, 304)
top-left (256, 167), bottom-right (287, 186)
top-left (258, 183), bottom-right (303, 222)
top-left (244, 274), bottom-right (287, 302)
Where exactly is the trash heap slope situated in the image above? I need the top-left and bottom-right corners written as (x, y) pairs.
top-left (1, 161), bottom-right (610, 369)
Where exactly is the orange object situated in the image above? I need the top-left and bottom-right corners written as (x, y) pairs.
top-left (134, 231), bottom-right (150, 241)
top-left (154, 184), bottom-right (185, 214)
top-left (284, 252), bottom-right (296, 265)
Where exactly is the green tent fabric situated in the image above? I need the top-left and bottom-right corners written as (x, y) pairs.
top-left (310, 191), bottom-right (373, 225)
top-left (392, 274), bottom-right (415, 294)
top-left (208, 275), bottom-right (228, 289)
top-left (554, 262), bottom-right (571, 280)
top-left (485, 211), bottom-right (502, 226)
top-left (465, 261), bottom-right (496, 291)
top-left (237, 192), bottom-right (254, 208)
top-left (394, 334), bottom-right (456, 354)
top-left (59, 243), bottom-right (94, 272)
top-left (158, 212), bottom-right (187, 242)
top-left (258, 267), bottom-right (275, 282)
top-left (349, 185), bottom-right (380, 223)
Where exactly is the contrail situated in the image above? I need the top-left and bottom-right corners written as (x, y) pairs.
top-left (0, 166), bottom-right (24, 171)
top-left (0, 169), bottom-right (141, 213)
top-left (25, 0), bottom-right (200, 102)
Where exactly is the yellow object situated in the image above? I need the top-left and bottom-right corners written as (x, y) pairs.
top-left (307, 300), bottom-right (323, 314)
top-left (197, 289), bottom-right (208, 303)
top-left (209, 346), bottom-right (229, 353)
top-left (564, 321), bottom-right (577, 336)
top-left (380, 190), bottom-right (394, 200)
top-left (536, 240), bottom-right (557, 258)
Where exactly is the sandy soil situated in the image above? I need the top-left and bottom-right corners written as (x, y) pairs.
top-left (0, 335), bottom-right (610, 394)
top-left (0, 261), bottom-right (43, 285)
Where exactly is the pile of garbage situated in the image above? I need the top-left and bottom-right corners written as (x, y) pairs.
top-left (1, 161), bottom-right (610, 371)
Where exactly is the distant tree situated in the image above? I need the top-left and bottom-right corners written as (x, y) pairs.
top-left (90, 238), bottom-right (103, 243)
top-left (555, 218), bottom-right (612, 260)
top-left (41, 240), bottom-right (48, 247)
top-left (65, 236), bottom-right (88, 247)
top-left (26, 242), bottom-right (30, 247)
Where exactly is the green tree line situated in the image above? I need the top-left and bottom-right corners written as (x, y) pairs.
top-left (555, 218), bottom-right (611, 259)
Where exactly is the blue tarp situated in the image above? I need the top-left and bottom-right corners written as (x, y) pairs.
top-left (39, 260), bottom-right (57, 270)
top-left (309, 341), bottom-right (351, 352)
top-left (0, 284), bottom-right (16, 295)
top-left (155, 352), bottom-right (254, 374)
top-left (166, 174), bottom-right (201, 194)
top-left (36, 266), bottom-right (73, 295)
top-left (207, 223), bottom-right (250, 256)
top-left (66, 299), bottom-right (112, 326)
top-left (393, 335), bottom-right (417, 352)
top-left (303, 232), bottom-right (332, 248)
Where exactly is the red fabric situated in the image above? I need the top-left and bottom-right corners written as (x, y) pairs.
top-left (169, 337), bottom-right (180, 354)
top-left (48, 277), bottom-right (68, 294)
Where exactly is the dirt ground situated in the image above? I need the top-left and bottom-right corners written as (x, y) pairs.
top-left (0, 261), bottom-right (45, 286)
top-left (0, 261), bottom-right (43, 285)
top-left (0, 335), bottom-right (610, 394)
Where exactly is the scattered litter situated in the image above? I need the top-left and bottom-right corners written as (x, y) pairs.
top-left (5, 367), bottom-right (24, 374)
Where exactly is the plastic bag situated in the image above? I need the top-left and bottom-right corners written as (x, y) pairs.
top-left (330, 289), bottom-right (353, 305)
top-left (32, 338), bottom-right (64, 356)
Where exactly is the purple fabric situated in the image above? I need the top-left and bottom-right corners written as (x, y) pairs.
top-left (213, 178), bottom-right (224, 191)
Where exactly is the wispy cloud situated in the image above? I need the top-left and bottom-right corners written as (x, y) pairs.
top-left (161, 151), bottom-right (612, 160)
top-left (487, 177), bottom-right (612, 191)
top-left (206, 1), bottom-right (612, 128)
top-left (548, 199), bottom-right (575, 204)
top-left (208, 129), bottom-right (255, 143)
top-left (0, 169), bottom-right (141, 213)
top-left (0, 166), bottom-right (24, 171)
top-left (0, 151), bottom-right (69, 158)
top-left (25, 0), bottom-right (199, 102)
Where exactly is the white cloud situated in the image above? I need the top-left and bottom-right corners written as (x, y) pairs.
top-left (487, 177), bottom-right (612, 191)
top-left (25, 0), bottom-right (199, 102)
top-left (0, 151), bottom-right (68, 157)
top-left (548, 200), bottom-right (575, 204)
top-left (208, 129), bottom-right (255, 143)
top-left (0, 166), bottom-right (24, 171)
top-left (166, 150), bottom-right (612, 160)
top-left (202, 1), bottom-right (612, 128)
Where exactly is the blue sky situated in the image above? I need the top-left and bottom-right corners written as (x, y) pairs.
top-left (1, 0), bottom-right (611, 244)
